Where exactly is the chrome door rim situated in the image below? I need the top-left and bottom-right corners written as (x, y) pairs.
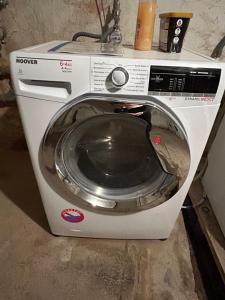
top-left (40, 93), bottom-right (190, 213)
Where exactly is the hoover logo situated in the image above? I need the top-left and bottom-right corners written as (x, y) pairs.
top-left (16, 58), bottom-right (38, 64)
top-left (61, 208), bottom-right (84, 223)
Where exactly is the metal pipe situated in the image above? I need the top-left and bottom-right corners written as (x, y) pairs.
top-left (0, 68), bottom-right (16, 106)
top-left (72, 32), bottom-right (101, 41)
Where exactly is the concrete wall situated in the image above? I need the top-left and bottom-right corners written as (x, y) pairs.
top-left (0, 0), bottom-right (225, 59)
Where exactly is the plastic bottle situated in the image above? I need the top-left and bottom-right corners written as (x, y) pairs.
top-left (134, 0), bottom-right (157, 51)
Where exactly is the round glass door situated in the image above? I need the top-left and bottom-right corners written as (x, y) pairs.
top-left (41, 95), bottom-right (190, 212)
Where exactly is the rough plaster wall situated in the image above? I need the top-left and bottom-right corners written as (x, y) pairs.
top-left (0, 0), bottom-right (225, 58)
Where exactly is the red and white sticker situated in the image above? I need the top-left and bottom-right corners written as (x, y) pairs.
top-left (59, 60), bottom-right (72, 73)
top-left (61, 209), bottom-right (84, 223)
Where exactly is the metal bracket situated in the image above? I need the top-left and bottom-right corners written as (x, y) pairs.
top-left (0, 26), bottom-right (6, 54)
top-left (0, 0), bottom-right (8, 10)
top-left (0, 26), bottom-right (6, 43)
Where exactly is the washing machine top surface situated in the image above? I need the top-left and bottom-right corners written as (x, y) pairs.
top-left (16, 40), bottom-right (214, 62)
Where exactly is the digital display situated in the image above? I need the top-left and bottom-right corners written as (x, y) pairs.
top-left (149, 66), bottom-right (221, 94)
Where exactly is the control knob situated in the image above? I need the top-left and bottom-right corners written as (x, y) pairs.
top-left (111, 67), bottom-right (129, 87)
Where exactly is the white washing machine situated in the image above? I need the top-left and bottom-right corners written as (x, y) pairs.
top-left (10, 41), bottom-right (225, 239)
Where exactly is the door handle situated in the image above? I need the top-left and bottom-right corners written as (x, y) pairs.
top-left (19, 79), bottom-right (72, 99)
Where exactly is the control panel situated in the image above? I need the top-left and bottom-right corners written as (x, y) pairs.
top-left (149, 66), bottom-right (221, 95)
top-left (91, 58), bottom-right (221, 97)
top-left (91, 58), bottom-right (150, 95)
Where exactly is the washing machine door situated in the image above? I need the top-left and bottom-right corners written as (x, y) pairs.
top-left (40, 94), bottom-right (190, 212)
